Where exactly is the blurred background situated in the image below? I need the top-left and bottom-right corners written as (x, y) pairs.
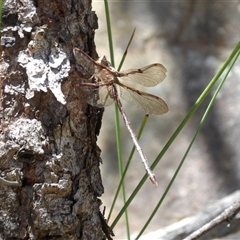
top-left (92, 1), bottom-right (240, 238)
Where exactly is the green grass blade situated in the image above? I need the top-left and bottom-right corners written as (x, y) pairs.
top-left (135, 44), bottom-right (240, 240)
top-left (106, 27), bottom-right (144, 223)
top-left (117, 27), bottom-right (136, 72)
top-left (114, 103), bottom-right (130, 239)
top-left (104, 0), bottom-right (115, 68)
top-left (107, 115), bottom-right (149, 222)
top-left (111, 41), bottom-right (240, 230)
top-left (104, 0), bottom-right (130, 237)
top-left (147, 41), bottom-right (240, 179)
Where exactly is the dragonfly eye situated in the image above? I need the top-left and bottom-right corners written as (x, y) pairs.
top-left (98, 56), bottom-right (111, 67)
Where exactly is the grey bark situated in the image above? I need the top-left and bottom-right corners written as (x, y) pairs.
top-left (0, 0), bottom-right (112, 239)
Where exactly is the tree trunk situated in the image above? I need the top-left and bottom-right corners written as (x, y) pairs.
top-left (0, 0), bottom-right (112, 239)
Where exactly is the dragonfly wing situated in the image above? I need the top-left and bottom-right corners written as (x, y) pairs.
top-left (97, 85), bottom-right (114, 106)
top-left (82, 85), bottom-right (114, 107)
top-left (117, 84), bottom-right (168, 115)
top-left (73, 48), bottom-right (96, 75)
top-left (118, 63), bottom-right (167, 87)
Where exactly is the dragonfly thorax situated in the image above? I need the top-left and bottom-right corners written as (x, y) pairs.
top-left (96, 68), bottom-right (116, 85)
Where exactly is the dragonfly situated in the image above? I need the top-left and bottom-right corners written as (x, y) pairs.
top-left (74, 48), bottom-right (168, 186)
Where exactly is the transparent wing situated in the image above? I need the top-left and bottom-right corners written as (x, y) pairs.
top-left (73, 48), bottom-right (96, 75)
top-left (118, 63), bottom-right (167, 87)
top-left (81, 85), bottom-right (114, 107)
top-left (97, 85), bottom-right (114, 106)
top-left (117, 84), bottom-right (168, 115)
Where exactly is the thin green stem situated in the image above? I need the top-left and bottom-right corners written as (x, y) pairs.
top-left (107, 28), bottom-right (141, 222)
top-left (114, 103), bottom-right (130, 239)
top-left (111, 41), bottom-right (240, 230)
top-left (135, 44), bottom-right (240, 240)
top-left (104, 0), bottom-right (115, 68)
top-left (107, 115), bottom-right (149, 222)
top-left (117, 28), bottom-right (136, 72)
top-left (104, 0), bottom-right (130, 238)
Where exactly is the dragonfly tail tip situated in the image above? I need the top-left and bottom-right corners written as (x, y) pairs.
top-left (149, 176), bottom-right (158, 187)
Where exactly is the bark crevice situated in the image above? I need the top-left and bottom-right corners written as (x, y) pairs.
top-left (0, 0), bottom-right (112, 239)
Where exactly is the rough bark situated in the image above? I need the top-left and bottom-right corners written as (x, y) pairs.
top-left (0, 0), bottom-right (112, 239)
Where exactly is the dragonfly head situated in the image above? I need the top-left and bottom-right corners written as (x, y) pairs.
top-left (97, 56), bottom-right (111, 68)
